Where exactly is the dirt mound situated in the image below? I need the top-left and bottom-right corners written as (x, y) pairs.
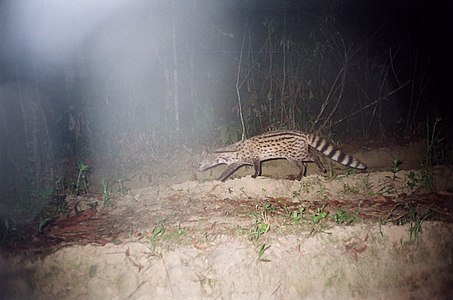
top-left (2, 165), bottom-right (453, 299)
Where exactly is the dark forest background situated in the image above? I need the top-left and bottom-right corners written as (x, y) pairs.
top-left (0, 0), bottom-right (452, 233)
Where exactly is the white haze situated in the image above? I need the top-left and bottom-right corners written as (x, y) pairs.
top-left (3, 0), bottom-right (128, 64)
top-left (1, 0), bottom-right (200, 147)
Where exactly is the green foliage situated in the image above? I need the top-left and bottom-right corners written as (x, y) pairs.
top-left (250, 203), bottom-right (276, 262)
top-left (407, 210), bottom-right (429, 243)
top-left (342, 183), bottom-right (359, 194)
top-left (262, 203), bottom-right (276, 213)
top-left (332, 209), bottom-right (358, 225)
top-left (38, 218), bottom-right (54, 234)
top-left (406, 171), bottom-right (420, 191)
top-left (152, 225), bottom-right (166, 241)
top-left (249, 203), bottom-right (273, 242)
top-left (258, 243), bottom-right (271, 262)
top-left (409, 217), bottom-right (422, 243)
top-left (251, 221), bottom-right (270, 242)
top-left (359, 175), bottom-right (374, 196)
top-left (76, 161), bottom-right (90, 195)
top-left (391, 158), bottom-right (402, 180)
top-left (116, 177), bottom-right (129, 195)
top-left (288, 207), bottom-right (306, 223)
top-left (145, 218), bottom-right (187, 255)
top-left (312, 205), bottom-right (328, 224)
top-left (316, 184), bottom-right (328, 198)
top-left (325, 162), bottom-right (336, 178)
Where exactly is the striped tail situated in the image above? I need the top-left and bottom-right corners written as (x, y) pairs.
top-left (307, 134), bottom-right (367, 170)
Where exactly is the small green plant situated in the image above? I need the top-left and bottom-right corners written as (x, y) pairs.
top-left (102, 179), bottom-right (110, 207)
top-left (409, 210), bottom-right (424, 243)
top-left (292, 190), bottom-right (301, 198)
top-left (394, 205), bottom-right (430, 243)
top-left (169, 227), bottom-right (186, 240)
top-left (376, 185), bottom-right (397, 196)
top-left (406, 171), bottom-right (420, 190)
top-left (342, 183), bottom-right (359, 194)
top-left (391, 158), bottom-right (402, 180)
top-left (38, 217), bottom-right (54, 234)
top-left (408, 210), bottom-right (430, 243)
top-left (152, 225), bottom-right (166, 241)
top-left (344, 167), bottom-right (355, 176)
top-left (149, 218), bottom-right (168, 241)
top-left (409, 219), bottom-right (422, 243)
top-left (116, 177), bottom-right (129, 195)
top-left (327, 162), bottom-right (335, 178)
top-left (76, 161), bottom-right (90, 195)
top-left (147, 220), bottom-right (168, 255)
top-left (248, 204), bottom-right (273, 241)
top-left (419, 168), bottom-right (434, 190)
top-left (251, 220), bottom-right (270, 242)
top-left (312, 205), bottom-right (328, 224)
top-left (316, 184), bottom-right (328, 197)
top-left (359, 175), bottom-right (374, 195)
top-left (299, 181), bottom-right (311, 194)
top-left (373, 179), bottom-right (398, 198)
top-left (258, 243), bottom-right (271, 262)
top-left (263, 203), bottom-right (275, 212)
top-left (332, 209), bottom-right (358, 225)
top-left (288, 207), bottom-right (306, 223)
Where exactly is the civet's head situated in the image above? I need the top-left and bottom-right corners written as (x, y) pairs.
top-left (197, 151), bottom-right (236, 171)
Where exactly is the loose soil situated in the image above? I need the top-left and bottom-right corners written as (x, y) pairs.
top-left (1, 140), bottom-right (453, 299)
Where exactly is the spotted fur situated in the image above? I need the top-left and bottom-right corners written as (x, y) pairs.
top-left (198, 130), bottom-right (366, 181)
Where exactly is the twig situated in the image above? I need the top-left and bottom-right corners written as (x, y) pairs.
top-left (314, 65), bottom-right (345, 126)
top-left (323, 47), bottom-right (349, 128)
top-left (236, 14), bottom-right (249, 140)
top-left (332, 80), bottom-right (410, 126)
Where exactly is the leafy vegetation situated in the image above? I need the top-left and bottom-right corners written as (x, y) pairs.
top-left (312, 206), bottom-right (329, 224)
top-left (76, 161), bottom-right (90, 196)
top-left (249, 203), bottom-right (273, 242)
top-left (391, 158), bottom-right (402, 180)
top-left (342, 183), bottom-right (359, 194)
top-left (332, 209), bottom-right (359, 225)
top-left (258, 243), bottom-right (271, 262)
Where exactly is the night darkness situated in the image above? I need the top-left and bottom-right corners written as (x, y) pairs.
top-left (0, 0), bottom-right (453, 246)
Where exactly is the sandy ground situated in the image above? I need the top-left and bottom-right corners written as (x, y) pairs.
top-left (1, 141), bottom-right (453, 299)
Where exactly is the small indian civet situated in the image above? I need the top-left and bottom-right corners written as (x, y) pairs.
top-left (198, 130), bottom-right (366, 181)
